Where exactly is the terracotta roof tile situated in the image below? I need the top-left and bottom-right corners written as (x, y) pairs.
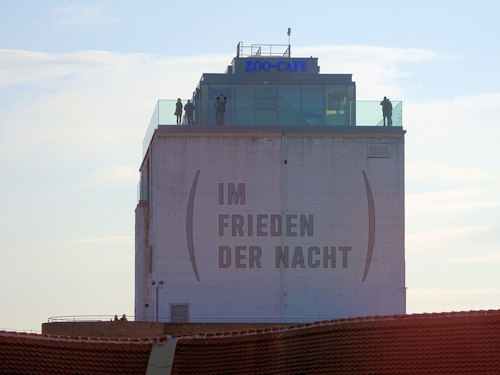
top-left (3, 310), bottom-right (500, 374)
top-left (0, 331), bottom-right (154, 375)
top-left (170, 309), bottom-right (500, 374)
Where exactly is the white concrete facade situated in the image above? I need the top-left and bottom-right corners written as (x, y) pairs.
top-left (135, 127), bottom-right (405, 323)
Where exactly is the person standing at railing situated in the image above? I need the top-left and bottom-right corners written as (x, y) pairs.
top-left (175, 98), bottom-right (183, 125)
top-left (380, 96), bottom-right (393, 126)
top-left (184, 99), bottom-right (195, 125)
top-left (215, 93), bottom-right (227, 125)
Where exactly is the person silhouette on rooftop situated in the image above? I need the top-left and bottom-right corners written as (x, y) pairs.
top-left (175, 98), bottom-right (183, 125)
top-left (380, 96), bottom-right (393, 126)
top-left (215, 93), bottom-right (227, 126)
top-left (184, 99), bottom-right (195, 125)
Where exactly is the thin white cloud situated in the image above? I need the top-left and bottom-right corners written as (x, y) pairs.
top-left (74, 235), bottom-right (133, 244)
top-left (0, 49), bottom-right (72, 85)
top-left (296, 45), bottom-right (448, 64)
top-left (437, 252), bottom-right (500, 264)
top-left (81, 164), bottom-right (139, 187)
top-left (0, 50), bottom-right (227, 164)
top-left (49, 4), bottom-right (112, 26)
top-left (405, 97), bottom-right (500, 204)
top-left (406, 224), bottom-right (489, 252)
top-left (405, 187), bottom-right (500, 254)
top-left (0, 50), bottom-right (159, 86)
top-left (295, 45), bottom-right (451, 99)
top-left (407, 287), bottom-right (500, 313)
top-left (407, 162), bottom-right (500, 188)
top-left (405, 92), bottom-right (500, 136)
top-left (409, 287), bottom-right (500, 298)
top-left (407, 187), bottom-right (500, 214)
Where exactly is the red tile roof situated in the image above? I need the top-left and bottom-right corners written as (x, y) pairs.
top-left (0, 331), bottom-right (154, 375)
top-left (2, 309), bottom-right (500, 374)
top-left (171, 309), bottom-right (500, 374)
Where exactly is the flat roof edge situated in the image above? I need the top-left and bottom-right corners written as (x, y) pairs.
top-left (156, 125), bottom-right (406, 135)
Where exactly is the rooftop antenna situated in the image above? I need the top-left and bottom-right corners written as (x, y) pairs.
top-left (287, 28), bottom-right (291, 57)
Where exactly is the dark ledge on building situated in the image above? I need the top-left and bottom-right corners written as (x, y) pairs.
top-left (157, 125), bottom-right (405, 134)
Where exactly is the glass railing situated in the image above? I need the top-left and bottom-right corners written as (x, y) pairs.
top-left (137, 181), bottom-right (148, 202)
top-left (143, 99), bottom-right (402, 157)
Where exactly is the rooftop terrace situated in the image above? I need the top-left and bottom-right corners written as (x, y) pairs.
top-left (143, 99), bottom-right (402, 156)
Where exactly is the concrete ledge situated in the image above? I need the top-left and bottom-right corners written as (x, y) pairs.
top-left (42, 321), bottom-right (292, 337)
top-left (157, 124), bottom-right (406, 134)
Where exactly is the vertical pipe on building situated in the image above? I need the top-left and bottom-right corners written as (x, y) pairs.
top-left (148, 146), bottom-right (153, 275)
top-left (280, 132), bottom-right (287, 322)
top-left (155, 287), bottom-right (159, 322)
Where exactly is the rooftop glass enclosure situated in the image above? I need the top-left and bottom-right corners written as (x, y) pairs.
top-left (193, 43), bottom-right (356, 127)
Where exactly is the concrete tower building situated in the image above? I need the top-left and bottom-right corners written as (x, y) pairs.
top-left (135, 43), bottom-right (405, 324)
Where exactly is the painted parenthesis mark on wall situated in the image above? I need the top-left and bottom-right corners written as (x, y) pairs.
top-left (186, 170), bottom-right (201, 281)
top-left (362, 170), bottom-right (375, 282)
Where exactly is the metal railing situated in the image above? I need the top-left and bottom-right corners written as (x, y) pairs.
top-left (0, 327), bottom-right (41, 333)
top-left (237, 42), bottom-right (290, 58)
top-left (47, 315), bottom-right (135, 323)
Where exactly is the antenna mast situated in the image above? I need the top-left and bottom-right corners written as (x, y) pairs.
top-left (287, 28), bottom-right (291, 57)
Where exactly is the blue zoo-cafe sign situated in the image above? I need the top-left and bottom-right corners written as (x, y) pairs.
top-left (245, 59), bottom-right (309, 72)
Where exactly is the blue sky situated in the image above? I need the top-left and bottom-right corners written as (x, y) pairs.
top-left (1, 0), bottom-right (499, 332)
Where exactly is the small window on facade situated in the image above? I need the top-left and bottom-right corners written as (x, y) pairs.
top-left (170, 304), bottom-right (189, 323)
top-left (368, 143), bottom-right (391, 158)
